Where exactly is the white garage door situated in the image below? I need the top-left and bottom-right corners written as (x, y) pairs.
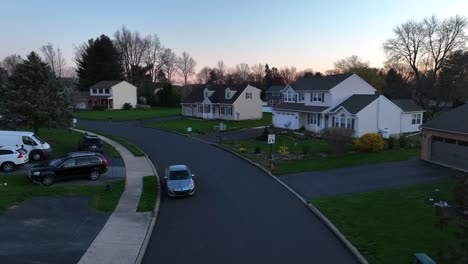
top-left (273, 111), bottom-right (299, 129)
top-left (431, 139), bottom-right (468, 172)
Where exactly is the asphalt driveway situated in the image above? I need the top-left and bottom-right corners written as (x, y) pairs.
top-left (278, 159), bottom-right (451, 200)
top-left (78, 120), bottom-right (359, 264)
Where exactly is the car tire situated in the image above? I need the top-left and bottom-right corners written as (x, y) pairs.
top-left (89, 168), bottom-right (101, 181)
top-left (1, 162), bottom-right (15, 172)
top-left (30, 151), bottom-right (43, 161)
top-left (42, 175), bottom-right (55, 186)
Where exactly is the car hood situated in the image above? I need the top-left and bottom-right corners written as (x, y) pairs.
top-left (167, 179), bottom-right (193, 191)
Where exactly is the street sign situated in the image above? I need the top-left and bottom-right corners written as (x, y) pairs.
top-left (187, 127), bottom-right (192, 132)
top-left (268, 134), bottom-right (275, 144)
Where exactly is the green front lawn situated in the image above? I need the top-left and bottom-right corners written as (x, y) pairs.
top-left (223, 135), bottom-right (421, 175)
top-left (137, 176), bottom-right (158, 212)
top-left (74, 107), bottom-right (181, 121)
top-left (145, 113), bottom-right (272, 134)
top-left (311, 180), bottom-right (462, 264)
top-left (0, 174), bottom-right (125, 214)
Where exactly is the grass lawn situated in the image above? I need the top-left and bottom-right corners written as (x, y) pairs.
top-left (0, 174), bottom-right (125, 214)
top-left (80, 129), bottom-right (145, 157)
top-left (145, 113), bottom-right (272, 134)
top-left (311, 180), bottom-right (463, 264)
top-left (137, 176), bottom-right (158, 212)
top-left (37, 128), bottom-right (121, 158)
top-left (74, 107), bottom-right (181, 121)
top-left (222, 135), bottom-right (421, 175)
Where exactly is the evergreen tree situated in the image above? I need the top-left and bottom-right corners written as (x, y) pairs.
top-left (0, 52), bottom-right (71, 133)
top-left (76, 34), bottom-right (124, 90)
top-left (158, 83), bottom-right (180, 107)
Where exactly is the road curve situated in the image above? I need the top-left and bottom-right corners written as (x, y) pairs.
top-left (78, 120), bottom-right (359, 264)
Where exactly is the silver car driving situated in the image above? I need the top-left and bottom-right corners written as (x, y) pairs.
top-left (165, 165), bottom-right (195, 197)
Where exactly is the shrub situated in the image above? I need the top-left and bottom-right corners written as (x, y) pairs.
top-left (254, 146), bottom-right (261, 154)
top-left (136, 104), bottom-right (151, 110)
top-left (278, 145), bottom-right (289, 155)
top-left (399, 136), bottom-right (408, 148)
top-left (321, 127), bottom-right (354, 155)
top-left (123, 102), bottom-right (133, 110)
top-left (239, 144), bottom-right (247, 153)
top-left (387, 136), bottom-right (396, 150)
top-left (355, 133), bottom-right (385, 152)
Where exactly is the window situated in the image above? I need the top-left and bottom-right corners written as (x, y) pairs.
top-left (76, 158), bottom-right (90, 166)
top-left (220, 106), bottom-right (225, 115)
top-left (98, 89), bottom-right (104, 94)
top-left (88, 156), bottom-right (102, 164)
top-left (227, 106), bottom-right (233, 115)
top-left (307, 113), bottom-right (320, 125)
top-left (445, 138), bottom-right (456, 144)
top-left (246, 92), bottom-right (252, 99)
top-left (105, 88), bottom-right (110, 94)
top-left (205, 92), bottom-right (209, 97)
top-left (198, 105), bottom-right (203, 113)
top-left (226, 91), bottom-right (230, 98)
top-left (92, 88), bottom-right (97, 94)
top-left (458, 140), bottom-right (468, 147)
top-left (433, 136), bottom-right (443, 142)
top-left (299, 93), bottom-right (305, 101)
top-left (204, 105), bottom-right (211, 113)
top-left (22, 136), bottom-right (37, 146)
top-left (284, 91), bottom-right (296, 102)
top-left (412, 113), bottom-right (422, 125)
top-left (62, 159), bottom-right (77, 168)
top-left (332, 116), bottom-right (354, 129)
top-left (311, 93), bottom-right (324, 102)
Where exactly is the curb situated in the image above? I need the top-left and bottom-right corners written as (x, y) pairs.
top-left (141, 126), bottom-right (368, 264)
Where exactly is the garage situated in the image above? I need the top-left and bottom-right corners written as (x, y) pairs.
top-left (421, 104), bottom-right (468, 172)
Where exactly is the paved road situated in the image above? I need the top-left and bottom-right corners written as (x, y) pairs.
top-left (78, 120), bottom-right (358, 264)
top-left (0, 197), bottom-right (109, 264)
top-left (279, 159), bottom-right (451, 200)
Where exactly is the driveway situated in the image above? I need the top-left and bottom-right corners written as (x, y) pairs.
top-left (0, 197), bottom-right (109, 264)
top-left (278, 159), bottom-right (451, 200)
top-left (78, 120), bottom-right (359, 264)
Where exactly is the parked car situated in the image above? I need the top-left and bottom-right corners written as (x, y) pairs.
top-left (0, 146), bottom-right (29, 172)
top-left (78, 134), bottom-right (104, 153)
top-left (164, 165), bottom-right (195, 197)
top-left (0, 131), bottom-right (52, 161)
top-left (29, 152), bottom-right (108, 186)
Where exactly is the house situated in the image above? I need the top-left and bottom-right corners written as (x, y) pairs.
top-left (181, 84), bottom-right (262, 120)
top-left (85, 80), bottom-right (137, 110)
top-left (272, 73), bottom-right (425, 137)
top-left (265, 85), bottom-right (286, 106)
top-left (421, 104), bottom-right (468, 172)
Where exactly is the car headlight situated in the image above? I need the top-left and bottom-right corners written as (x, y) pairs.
top-left (189, 181), bottom-right (195, 190)
top-left (33, 171), bottom-right (41, 176)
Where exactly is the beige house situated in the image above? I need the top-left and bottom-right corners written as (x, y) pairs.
top-left (85, 80), bottom-right (137, 110)
top-left (181, 84), bottom-right (262, 120)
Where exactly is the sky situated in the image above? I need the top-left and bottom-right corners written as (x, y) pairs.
top-left (1, 0), bottom-right (468, 73)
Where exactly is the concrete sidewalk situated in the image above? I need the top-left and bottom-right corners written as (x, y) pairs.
top-left (74, 129), bottom-right (158, 264)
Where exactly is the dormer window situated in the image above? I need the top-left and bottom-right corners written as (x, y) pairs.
top-left (226, 91), bottom-right (231, 99)
top-left (205, 92), bottom-right (208, 97)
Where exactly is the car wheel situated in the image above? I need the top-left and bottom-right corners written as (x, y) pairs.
top-left (30, 151), bottom-right (43, 161)
top-left (42, 175), bottom-right (55, 186)
top-left (1, 162), bottom-right (15, 172)
top-left (89, 169), bottom-right (101, 181)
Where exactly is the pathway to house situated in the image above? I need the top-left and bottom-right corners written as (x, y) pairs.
top-left (278, 159), bottom-right (451, 200)
top-left (74, 129), bottom-right (156, 264)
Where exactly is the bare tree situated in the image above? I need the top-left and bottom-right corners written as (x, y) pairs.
top-left (161, 48), bottom-right (177, 83)
top-left (197, 66), bottom-right (211, 84)
top-left (333, 55), bottom-right (370, 73)
top-left (251, 63), bottom-right (264, 83)
top-left (2, 54), bottom-right (23, 75)
top-left (235, 63), bottom-right (250, 83)
top-left (176, 51), bottom-right (197, 86)
top-left (216, 60), bottom-right (227, 83)
top-left (279, 66), bottom-right (299, 84)
top-left (144, 34), bottom-right (163, 81)
top-left (40, 43), bottom-right (66, 77)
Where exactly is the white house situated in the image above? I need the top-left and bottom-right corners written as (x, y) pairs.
top-left (272, 74), bottom-right (425, 137)
top-left (181, 84), bottom-right (262, 121)
top-left (85, 80), bottom-right (137, 110)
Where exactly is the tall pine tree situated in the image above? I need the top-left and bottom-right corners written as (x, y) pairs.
top-left (76, 34), bottom-right (124, 90)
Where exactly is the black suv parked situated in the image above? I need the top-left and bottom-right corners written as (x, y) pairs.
top-left (78, 134), bottom-right (104, 153)
top-left (29, 152), bottom-right (108, 186)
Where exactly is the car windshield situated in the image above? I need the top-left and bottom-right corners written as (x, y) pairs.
top-left (169, 169), bottom-right (191, 180)
top-left (49, 156), bottom-right (67, 167)
top-left (86, 138), bottom-right (101, 144)
top-left (32, 134), bottom-right (46, 144)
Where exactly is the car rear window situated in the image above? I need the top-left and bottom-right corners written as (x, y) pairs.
top-left (0, 150), bottom-right (14, 155)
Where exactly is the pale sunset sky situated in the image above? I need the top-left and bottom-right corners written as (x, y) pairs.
top-left (1, 0), bottom-right (468, 73)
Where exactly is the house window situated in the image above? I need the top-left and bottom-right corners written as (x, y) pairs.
top-left (205, 92), bottom-right (208, 97)
top-left (220, 106), bottom-right (225, 115)
top-left (226, 91), bottom-right (230, 98)
top-left (204, 105), bottom-right (211, 113)
top-left (458, 140), bottom-right (468, 147)
top-left (311, 93), bottom-right (324, 102)
top-left (227, 106), bottom-right (233, 115)
top-left (99, 89), bottom-right (104, 94)
top-left (445, 138), bottom-right (456, 144)
top-left (299, 93), bottom-right (305, 101)
top-left (105, 88), bottom-right (110, 94)
top-left (284, 91), bottom-right (296, 102)
top-left (307, 113), bottom-right (321, 125)
top-left (92, 88), bottom-right (97, 94)
top-left (198, 105), bottom-right (203, 113)
top-left (433, 136), bottom-right (443, 142)
top-left (246, 92), bottom-right (252, 99)
top-left (411, 113), bottom-right (422, 125)
top-left (332, 116), bottom-right (354, 129)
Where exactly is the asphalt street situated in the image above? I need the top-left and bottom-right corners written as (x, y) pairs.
top-left (78, 119), bottom-right (359, 264)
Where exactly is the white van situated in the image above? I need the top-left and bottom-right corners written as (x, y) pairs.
top-left (0, 131), bottom-right (52, 161)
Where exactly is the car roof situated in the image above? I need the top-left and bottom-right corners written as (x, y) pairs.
top-left (169, 165), bottom-right (188, 171)
top-left (0, 131), bottom-right (35, 136)
top-left (83, 134), bottom-right (100, 139)
top-left (66, 152), bottom-right (101, 158)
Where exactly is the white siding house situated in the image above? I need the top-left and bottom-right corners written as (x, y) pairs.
top-left (87, 80), bottom-right (137, 110)
top-left (272, 74), bottom-right (425, 137)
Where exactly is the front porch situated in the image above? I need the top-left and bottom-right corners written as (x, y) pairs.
top-left (83, 96), bottom-right (114, 110)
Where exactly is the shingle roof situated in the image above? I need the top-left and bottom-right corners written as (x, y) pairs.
top-left (181, 84), bottom-right (250, 104)
top-left (391, 99), bottom-right (424, 112)
top-left (89, 80), bottom-right (124, 89)
top-left (290, 73), bottom-right (353, 91)
top-left (266, 85), bottom-right (286, 93)
top-left (422, 104), bottom-right (468, 134)
top-left (329, 95), bottom-right (379, 114)
top-left (273, 103), bottom-right (329, 113)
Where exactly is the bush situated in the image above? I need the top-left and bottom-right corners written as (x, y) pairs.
top-left (123, 102), bottom-right (133, 110)
top-left (254, 146), bottom-right (261, 154)
top-left (256, 126), bottom-right (269, 141)
top-left (399, 136), bottom-right (408, 148)
top-left (387, 137), bottom-right (396, 150)
top-left (278, 145), bottom-right (289, 155)
top-left (321, 127), bottom-right (354, 155)
top-left (92, 105), bottom-right (106, 111)
top-left (239, 144), bottom-right (247, 153)
top-left (355, 133), bottom-right (385, 152)
top-left (136, 104), bottom-right (151, 110)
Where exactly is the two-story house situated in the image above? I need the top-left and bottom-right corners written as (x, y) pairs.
top-left (86, 80), bottom-right (137, 110)
top-left (272, 73), bottom-right (425, 137)
top-left (181, 84), bottom-right (262, 121)
top-left (265, 85), bottom-right (286, 106)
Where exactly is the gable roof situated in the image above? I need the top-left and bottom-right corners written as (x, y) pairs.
top-left (422, 104), bottom-right (468, 134)
top-left (391, 99), bottom-right (424, 112)
top-left (290, 73), bottom-right (353, 91)
top-left (181, 84), bottom-right (249, 104)
top-left (266, 85), bottom-right (286, 93)
top-left (89, 80), bottom-right (125, 89)
top-left (329, 94), bottom-right (379, 114)
top-left (273, 103), bottom-right (329, 113)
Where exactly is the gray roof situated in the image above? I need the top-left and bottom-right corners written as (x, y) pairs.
top-left (89, 80), bottom-right (124, 89)
top-left (422, 104), bottom-right (468, 134)
top-left (266, 85), bottom-right (286, 93)
top-left (182, 84), bottom-right (249, 104)
top-left (391, 99), bottom-right (424, 112)
top-left (290, 73), bottom-right (353, 91)
top-left (330, 95), bottom-right (379, 114)
top-left (273, 103), bottom-right (329, 113)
